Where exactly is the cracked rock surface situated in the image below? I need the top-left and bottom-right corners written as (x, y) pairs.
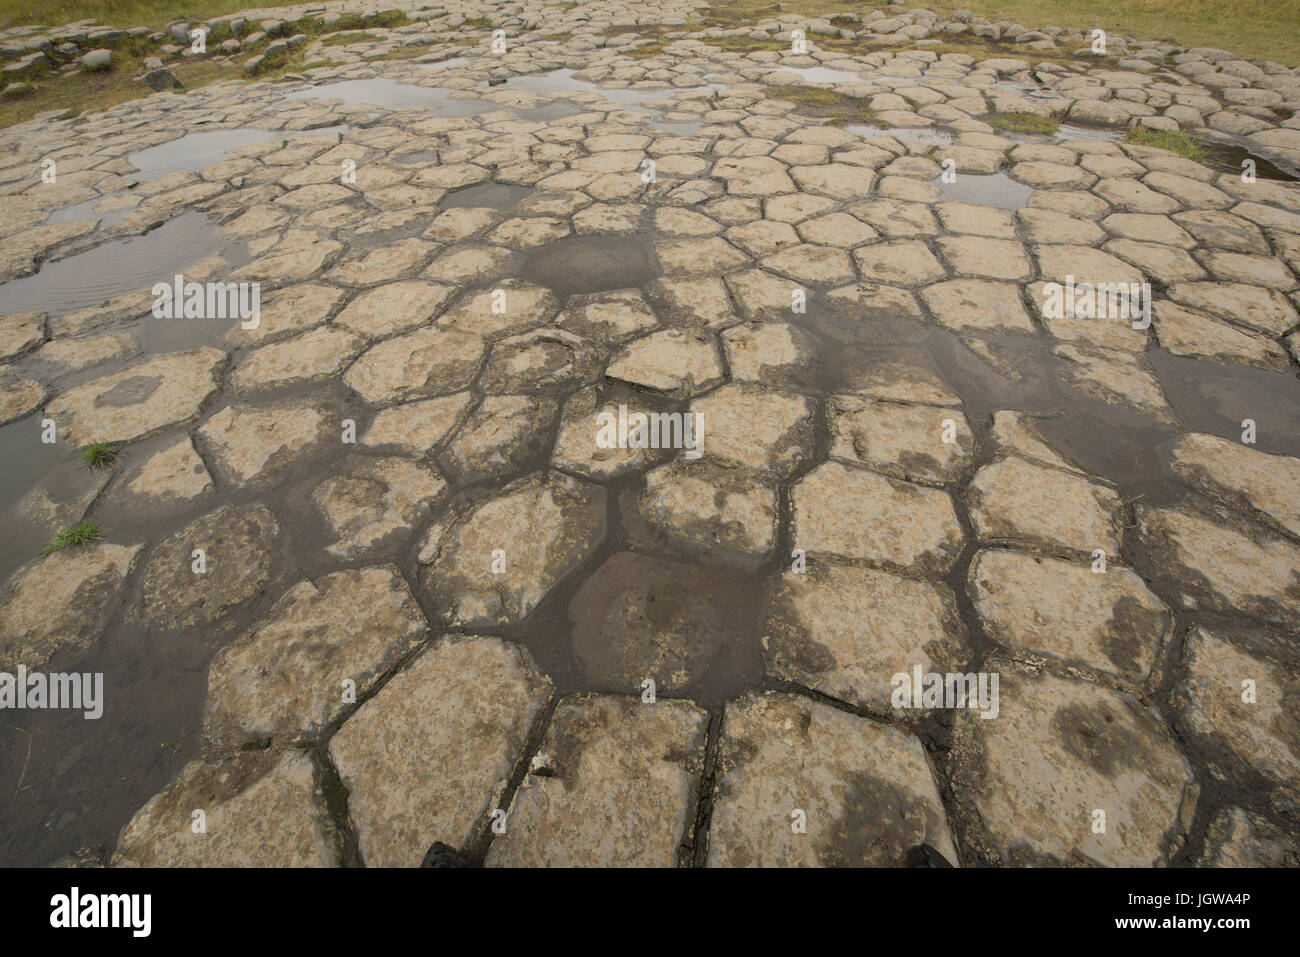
top-left (2, 0), bottom-right (1299, 868)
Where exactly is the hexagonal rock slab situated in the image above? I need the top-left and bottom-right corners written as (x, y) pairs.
top-left (0, 543), bottom-right (142, 671)
top-left (829, 397), bottom-right (974, 485)
top-left (1134, 504), bottom-right (1300, 629)
top-left (968, 457), bottom-right (1122, 556)
top-left (342, 325), bottom-right (485, 405)
top-left (623, 460), bottom-right (777, 570)
top-left (1167, 282), bottom-right (1298, 337)
top-left (690, 384), bottom-right (815, 479)
top-left (920, 279), bottom-right (1035, 333)
top-left (438, 394), bottom-right (560, 485)
top-left (205, 566), bottom-right (428, 747)
top-left (0, 311), bottom-right (43, 359)
top-left (310, 455), bottom-right (445, 559)
top-left (550, 388), bottom-right (670, 480)
top-left (951, 663), bottom-right (1194, 866)
top-left (720, 321), bottom-right (820, 388)
top-left (333, 280), bottom-right (454, 339)
top-left (1153, 300), bottom-right (1288, 371)
top-left (846, 359), bottom-right (961, 407)
top-left (989, 410), bottom-right (1085, 475)
top-left (361, 392), bottom-right (472, 455)
top-left (478, 329), bottom-right (599, 394)
top-left (1169, 432), bottom-right (1300, 539)
top-left (559, 289), bottom-right (659, 343)
top-left (854, 240), bottom-right (946, 286)
top-left (762, 563), bottom-right (966, 712)
top-left (1052, 344), bottom-right (1173, 421)
top-left (485, 694), bottom-right (709, 868)
top-left (420, 474), bottom-right (606, 627)
top-left (1174, 628), bottom-right (1300, 806)
top-left (0, 376), bottom-right (44, 426)
top-left (197, 398), bottom-right (337, 488)
top-left (111, 748), bottom-right (335, 868)
top-left (329, 635), bottom-right (553, 867)
top-left (437, 281), bottom-right (559, 339)
top-left (568, 551), bottom-right (761, 698)
top-left (706, 692), bottom-right (957, 867)
top-left (226, 282), bottom-right (342, 346)
top-left (1194, 806), bottom-right (1300, 867)
top-left (112, 750), bottom-right (336, 867)
top-left (14, 461), bottom-right (109, 537)
top-left (44, 348), bottom-right (225, 445)
top-left (606, 329), bottom-right (723, 397)
top-left (793, 462), bottom-right (963, 575)
top-left (230, 327), bottom-right (365, 392)
top-left (112, 436), bottom-right (213, 506)
top-left (139, 503), bottom-right (279, 632)
top-left (968, 548), bottom-right (1170, 683)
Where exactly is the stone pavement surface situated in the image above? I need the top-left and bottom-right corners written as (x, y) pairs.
top-left (1, 0), bottom-right (1299, 867)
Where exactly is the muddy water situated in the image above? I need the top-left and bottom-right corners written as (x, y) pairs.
top-left (1151, 351), bottom-right (1300, 455)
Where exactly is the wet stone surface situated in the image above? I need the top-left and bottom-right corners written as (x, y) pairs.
top-left (1, 0), bottom-right (1299, 869)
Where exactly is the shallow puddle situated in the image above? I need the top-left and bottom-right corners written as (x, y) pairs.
top-left (0, 418), bottom-right (79, 538)
top-left (45, 194), bottom-right (135, 227)
top-left (419, 56), bottom-right (471, 70)
top-left (930, 170), bottom-right (1034, 209)
top-left (520, 234), bottom-right (657, 298)
top-left (1196, 139), bottom-right (1298, 182)
top-left (1151, 351), bottom-right (1300, 456)
top-left (568, 550), bottom-right (765, 703)
top-left (847, 122), bottom-right (953, 146)
top-left (1055, 122), bottom-right (1124, 143)
top-left (513, 101), bottom-right (586, 122)
top-left (647, 118), bottom-right (704, 136)
top-left (442, 181), bottom-right (532, 210)
top-left (284, 78), bottom-right (498, 115)
top-left (991, 79), bottom-right (1062, 100)
top-left (796, 290), bottom-right (1284, 505)
top-left (0, 212), bottom-right (237, 317)
top-left (128, 126), bottom-right (348, 180)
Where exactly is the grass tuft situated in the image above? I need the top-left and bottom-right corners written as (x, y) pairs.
top-left (43, 520), bottom-right (104, 555)
top-left (79, 441), bottom-right (117, 469)
top-left (1125, 124), bottom-right (1205, 161)
top-left (986, 111), bottom-right (1061, 134)
top-left (763, 84), bottom-right (876, 124)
